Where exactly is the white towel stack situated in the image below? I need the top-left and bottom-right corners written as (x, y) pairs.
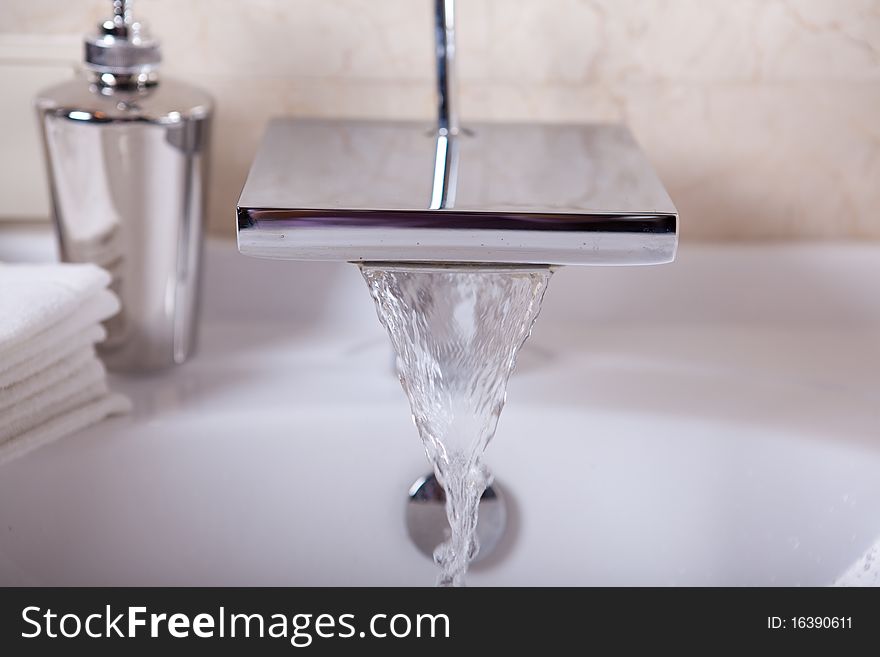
top-left (0, 262), bottom-right (130, 465)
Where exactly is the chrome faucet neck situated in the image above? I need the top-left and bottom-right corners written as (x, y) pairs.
top-left (434, 0), bottom-right (459, 136)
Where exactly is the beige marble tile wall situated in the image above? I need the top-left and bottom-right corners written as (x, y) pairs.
top-left (2, 0), bottom-right (878, 240)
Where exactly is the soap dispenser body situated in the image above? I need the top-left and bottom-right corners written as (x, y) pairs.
top-left (36, 76), bottom-right (213, 372)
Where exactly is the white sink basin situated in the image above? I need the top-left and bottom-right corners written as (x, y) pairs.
top-left (2, 229), bottom-right (880, 586)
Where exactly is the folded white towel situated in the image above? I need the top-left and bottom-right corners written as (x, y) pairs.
top-left (0, 357), bottom-right (108, 442)
top-left (0, 261), bottom-right (129, 463)
top-left (0, 324), bottom-right (105, 389)
top-left (0, 289), bottom-right (118, 376)
top-left (0, 262), bottom-right (111, 354)
top-left (0, 393), bottom-right (131, 467)
top-left (0, 345), bottom-right (94, 413)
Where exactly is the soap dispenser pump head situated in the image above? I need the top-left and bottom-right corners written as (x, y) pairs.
top-left (84, 0), bottom-right (161, 80)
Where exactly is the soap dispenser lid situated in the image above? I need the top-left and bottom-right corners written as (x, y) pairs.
top-left (84, 0), bottom-right (161, 75)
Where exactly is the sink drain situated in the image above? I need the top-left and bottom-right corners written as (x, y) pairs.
top-left (405, 473), bottom-right (507, 564)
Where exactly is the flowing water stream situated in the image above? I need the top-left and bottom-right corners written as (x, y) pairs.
top-left (361, 263), bottom-right (552, 586)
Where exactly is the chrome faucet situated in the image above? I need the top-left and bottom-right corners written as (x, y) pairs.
top-left (433, 0), bottom-right (459, 137)
top-left (236, 0), bottom-right (678, 266)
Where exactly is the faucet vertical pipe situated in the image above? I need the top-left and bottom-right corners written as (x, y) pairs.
top-left (434, 0), bottom-right (459, 135)
top-left (430, 0), bottom-right (459, 209)
top-left (429, 132), bottom-right (459, 209)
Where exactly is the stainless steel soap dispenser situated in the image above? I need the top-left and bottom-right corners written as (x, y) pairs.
top-left (36, 0), bottom-right (213, 372)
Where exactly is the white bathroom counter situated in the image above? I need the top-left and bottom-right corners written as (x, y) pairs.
top-left (1, 227), bottom-right (879, 586)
